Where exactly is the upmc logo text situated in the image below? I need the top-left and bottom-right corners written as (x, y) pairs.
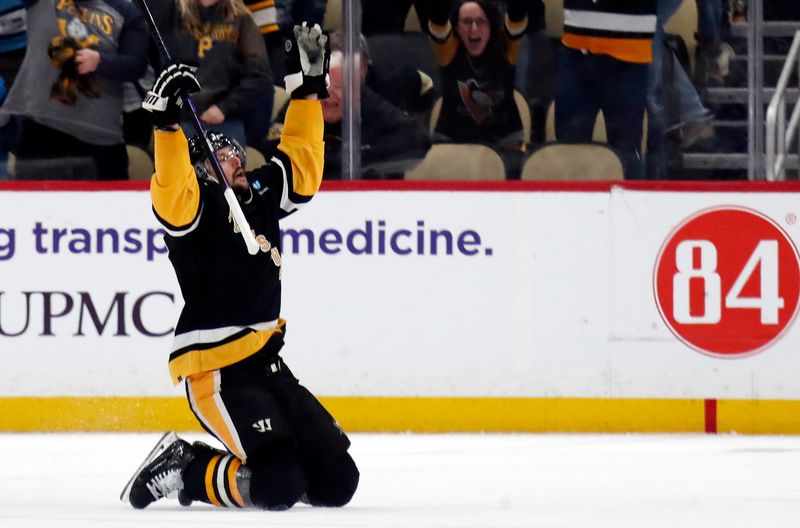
top-left (653, 207), bottom-right (800, 358)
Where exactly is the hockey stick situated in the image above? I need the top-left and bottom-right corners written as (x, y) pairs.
top-left (135, 0), bottom-right (260, 256)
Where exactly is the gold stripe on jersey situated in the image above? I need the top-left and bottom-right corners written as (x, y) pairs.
top-left (187, 370), bottom-right (248, 461)
top-left (205, 455), bottom-right (223, 506)
top-left (169, 322), bottom-right (285, 384)
top-left (170, 319), bottom-right (279, 353)
top-left (150, 130), bottom-right (201, 231)
top-left (247, 0), bottom-right (278, 34)
top-left (257, 23), bottom-right (279, 34)
top-left (277, 100), bottom-right (324, 201)
top-left (247, 0), bottom-right (273, 10)
top-left (562, 33), bottom-right (653, 64)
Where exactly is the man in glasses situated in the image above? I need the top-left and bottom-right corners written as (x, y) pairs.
top-left (187, 131), bottom-right (250, 198)
top-left (121, 23), bottom-right (360, 513)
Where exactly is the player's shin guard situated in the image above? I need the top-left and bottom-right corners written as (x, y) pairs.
top-left (180, 441), bottom-right (252, 508)
top-left (181, 441), bottom-right (308, 511)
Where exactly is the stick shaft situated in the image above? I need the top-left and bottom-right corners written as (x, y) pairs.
top-left (135, 0), bottom-right (260, 255)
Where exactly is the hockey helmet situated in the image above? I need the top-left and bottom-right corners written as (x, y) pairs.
top-left (188, 131), bottom-right (247, 180)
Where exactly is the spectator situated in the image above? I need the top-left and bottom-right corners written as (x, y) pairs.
top-left (0, 0), bottom-right (26, 180)
top-left (121, 66), bottom-right (156, 151)
top-left (278, 0), bottom-right (326, 35)
top-left (427, 0), bottom-right (528, 158)
top-left (0, 0), bottom-right (148, 180)
top-left (248, 0), bottom-right (325, 82)
top-left (150, 0), bottom-right (271, 149)
top-left (0, 0), bottom-right (26, 88)
top-left (361, 0), bottom-right (429, 36)
top-left (329, 30), bottom-right (437, 122)
top-left (271, 48), bottom-right (431, 180)
top-left (554, 0), bottom-right (657, 180)
top-left (243, 1), bottom-right (327, 150)
top-left (510, 0), bottom-right (545, 98)
top-left (0, 77), bottom-right (8, 179)
top-left (242, 0), bottom-right (277, 150)
top-left (647, 0), bottom-right (717, 179)
top-left (693, 0), bottom-right (734, 87)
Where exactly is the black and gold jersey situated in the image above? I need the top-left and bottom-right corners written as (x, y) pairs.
top-left (562, 0), bottom-right (657, 64)
top-left (151, 100), bottom-right (324, 384)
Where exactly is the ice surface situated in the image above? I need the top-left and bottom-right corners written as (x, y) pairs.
top-left (0, 432), bottom-right (798, 527)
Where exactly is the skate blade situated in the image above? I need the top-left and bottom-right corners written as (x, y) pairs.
top-left (119, 431), bottom-right (178, 503)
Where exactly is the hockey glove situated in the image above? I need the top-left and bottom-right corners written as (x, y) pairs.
top-left (284, 22), bottom-right (330, 99)
top-left (142, 61), bottom-right (201, 129)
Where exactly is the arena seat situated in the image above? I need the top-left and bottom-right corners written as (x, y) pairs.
top-left (127, 145), bottom-right (154, 181)
top-left (521, 142), bottom-right (625, 181)
top-left (404, 4), bottom-right (422, 32)
top-left (12, 156), bottom-right (98, 180)
top-left (514, 90), bottom-right (532, 145)
top-left (246, 146), bottom-right (268, 170)
top-left (404, 143), bottom-right (506, 181)
top-left (429, 97), bottom-right (442, 136)
top-left (546, 101), bottom-right (648, 154)
top-left (272, 85), bottom-right (289, 121)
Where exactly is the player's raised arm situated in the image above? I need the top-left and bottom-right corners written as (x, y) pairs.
top-left (248, 23), bottom-right (329, 216)
top-left (143, 63), bottom-right (204, 233)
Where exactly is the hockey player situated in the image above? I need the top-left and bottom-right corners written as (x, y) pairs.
top-left (120, 23), bottom-right (359, 511)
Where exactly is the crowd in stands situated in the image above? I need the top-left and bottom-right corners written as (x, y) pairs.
top-left (0, 0), bottom-right (759, 181)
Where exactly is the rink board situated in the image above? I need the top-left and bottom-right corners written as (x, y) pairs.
top-left (1, 180), bottom-right (800, 433)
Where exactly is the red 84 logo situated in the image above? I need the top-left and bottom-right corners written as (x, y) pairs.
top-left (653, 206), bottom-right (800, 358)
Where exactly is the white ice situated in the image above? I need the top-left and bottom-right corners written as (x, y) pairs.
top-left (0, 432), bottom-right (798, 528)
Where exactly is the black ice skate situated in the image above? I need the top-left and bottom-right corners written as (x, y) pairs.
top-left (119, 431), bottom-right (195, 509)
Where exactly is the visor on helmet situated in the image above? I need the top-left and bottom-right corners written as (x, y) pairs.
top-left (188, 131), bottom-right (247, 180)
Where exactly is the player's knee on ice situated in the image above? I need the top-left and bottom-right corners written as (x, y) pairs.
top-left (303, 452), bottom-right (360, 507)
top-left (248, 444), bottom-right (308, 510)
